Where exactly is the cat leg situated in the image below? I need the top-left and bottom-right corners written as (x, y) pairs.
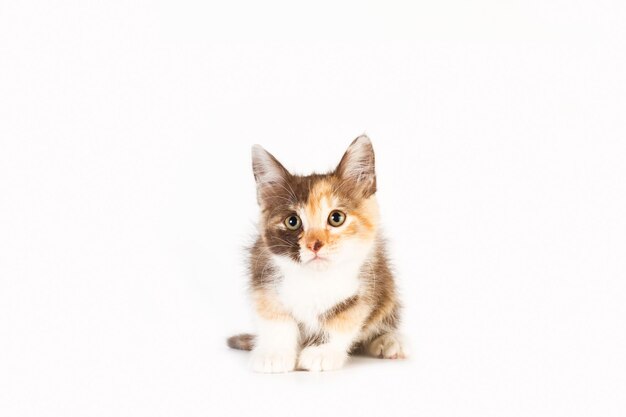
top-left (365, 332), bottom-right (407, 359)
top-left (298, 301), bottom-right (370, 372)
top-left (251, 318), bottom-right (299, 373)
top-left (250, 291), bottom-right (299, 373)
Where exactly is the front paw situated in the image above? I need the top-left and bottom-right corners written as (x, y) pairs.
top-left (366, 333), bottom-right (407, 359)
top-left (250, 348), bottom-right (296, 373)
top-left (297, 344), bottom-right (347, 372)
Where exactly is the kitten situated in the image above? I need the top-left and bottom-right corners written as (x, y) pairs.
top-left (227, 135), bottom-right (406, 372)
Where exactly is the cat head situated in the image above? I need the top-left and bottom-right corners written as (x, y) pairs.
top-left (252, 135), bottom-right (380, 269)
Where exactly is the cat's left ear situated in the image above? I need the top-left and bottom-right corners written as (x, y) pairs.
top-left (335, 135), bottom-right (377, 198)
top-left (251, 144), bottom-right (291, 204)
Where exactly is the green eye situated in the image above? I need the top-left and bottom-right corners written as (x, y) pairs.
top-left (284, 215), bottom-right (301, 230)
top-left (328, 210), bottom-right (346, 227)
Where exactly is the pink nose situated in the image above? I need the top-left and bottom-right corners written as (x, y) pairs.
top-left (308, 240), bottom-right (324, 253)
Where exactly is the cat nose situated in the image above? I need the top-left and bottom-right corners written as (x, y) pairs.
top-left (308, 240), bottom-right (324, 253)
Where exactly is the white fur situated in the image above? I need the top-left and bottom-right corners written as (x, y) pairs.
top-left (297, 323), bottom-right (364, 371)
top-left (271, 238), bottom-right (372, 334)
top-left (250, 317), bottom-right (299, 373)
top-left (298, 343), bottom-right (348, 372)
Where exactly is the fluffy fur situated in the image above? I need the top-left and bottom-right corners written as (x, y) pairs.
top-left (228, 135), bottom-right (406, 372)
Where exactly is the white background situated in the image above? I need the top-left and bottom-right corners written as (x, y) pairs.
top-left (1, 1), bottom-right (625, 416)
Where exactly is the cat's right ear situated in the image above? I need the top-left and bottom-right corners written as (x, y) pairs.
top-left (251, 145), bottom-right (291, 204)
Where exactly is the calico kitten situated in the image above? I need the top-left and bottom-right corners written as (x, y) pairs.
top-left (227, 135), bottom-right (406, 372)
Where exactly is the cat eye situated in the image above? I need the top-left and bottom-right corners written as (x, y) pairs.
top-left (284, 214), bottom-right (301, 230)
top-left (328, 210), bottom-right (346, 227)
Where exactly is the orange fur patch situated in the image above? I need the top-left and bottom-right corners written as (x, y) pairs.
top-left (252, 290), bottom-right (291, 321)
top-left (364, 295), bottom-right (396, 328)
top-left (351, 197), bottom-right (379, 235)
top-left (301, 181), bottom-right (379, 249)
top-left (324, 301), bottom-right (371, 333)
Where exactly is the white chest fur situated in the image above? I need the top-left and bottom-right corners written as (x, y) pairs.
top-left (271, 256), bottom-right (363, 333)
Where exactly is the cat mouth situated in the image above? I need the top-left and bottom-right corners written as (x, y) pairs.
top-left (304, 255), bottom-right (328, 264)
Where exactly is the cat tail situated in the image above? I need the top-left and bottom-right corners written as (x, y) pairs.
top-left (227, 333), bottom-right (256, 351)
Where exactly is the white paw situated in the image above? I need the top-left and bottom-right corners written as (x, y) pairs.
top-left (250, 348), bottom-right (296, 373)
top-left (297, 344), bottom-right (347, 372)
top-left (367, 333), bottom-right (407, 359)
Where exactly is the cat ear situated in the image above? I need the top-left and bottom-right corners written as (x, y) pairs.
top-left (251, 144), bottom-right (291, 203)
top-left (335, 135), bottom-right (376, 197)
